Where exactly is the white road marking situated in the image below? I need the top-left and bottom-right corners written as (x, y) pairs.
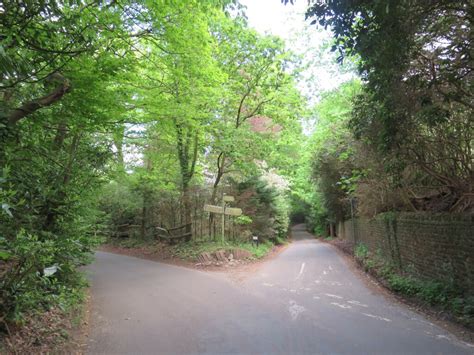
top-left (323, 271), bottom-right (328, 275)
top-left (362, 313), bottom-right (392, 322)
top-left (325, 293), bottom-right (343, 299)
top-left (331, 302), bottom-right (352, 309)
top-left (288, 300), bottom-right (306, 321)
top-left (313, 296), bottom-right (320, 300)
top-left (263, 283), bottom-right (274, 287)
top-left (296, 262), bottom-right (305, 280)
top-left (347, 300), bottom-right (368, 308)
top-left (329, 266), bottom-right (333, 271)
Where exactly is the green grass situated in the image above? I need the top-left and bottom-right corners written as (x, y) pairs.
top-left (354, 243), bottom-right (369, 259)
top-left (170, 239), bottom-right (274, 260)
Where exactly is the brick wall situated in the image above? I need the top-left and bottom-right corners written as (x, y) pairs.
top-left (337, 213), bottom-right (474, 295)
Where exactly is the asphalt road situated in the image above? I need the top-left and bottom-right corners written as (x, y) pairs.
top-left (86, 224), bottom-right (472, 354)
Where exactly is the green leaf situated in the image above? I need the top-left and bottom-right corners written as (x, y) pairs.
top-left (0, 250), bottom-right (12, 260)
top-left (2, 203), bottom-right (13, 218)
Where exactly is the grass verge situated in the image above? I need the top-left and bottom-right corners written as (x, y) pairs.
top-left (353, 242), bottom-right (474, 329)
top-left (170, 239), bottom-right (274, 261)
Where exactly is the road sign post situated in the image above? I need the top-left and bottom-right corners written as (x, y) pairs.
top-left (252, 235), bottom-right (259, 248)
top-left (222, 197), bottom-right (225, 243)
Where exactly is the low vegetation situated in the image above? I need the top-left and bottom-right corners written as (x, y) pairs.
top-left (354, 243), bottom-right (474, 329)
top-left (105, 236), bottom-right (278, 262)
top-left (170, 240), bottom-right (275, 261)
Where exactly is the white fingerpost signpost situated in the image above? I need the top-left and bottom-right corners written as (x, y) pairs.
top-left (203, 195), bottom-right (242, 243)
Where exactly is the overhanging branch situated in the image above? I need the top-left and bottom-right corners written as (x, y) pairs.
top-left (7, 73), bottom-right (71, 125)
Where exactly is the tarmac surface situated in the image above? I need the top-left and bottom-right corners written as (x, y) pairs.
top-left (86, 224), bottom-right (472, 354)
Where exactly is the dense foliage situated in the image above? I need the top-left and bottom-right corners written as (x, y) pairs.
top-left (0, 1), bottom-right (306, 325)
top-left (1, 0), bottom-right (133, 323)
top-left (1, 0), bottom-right (470, 336)
top-left (237, 175), bottom-right (290, 242)
top-left (288, 0), bottom-right (473, 235)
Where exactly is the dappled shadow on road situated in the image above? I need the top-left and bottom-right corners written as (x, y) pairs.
top-left (291, 224), bottom-right (315, 241)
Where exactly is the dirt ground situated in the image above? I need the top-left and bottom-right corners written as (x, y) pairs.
top-left (1, 292), bottom-right (91, 355)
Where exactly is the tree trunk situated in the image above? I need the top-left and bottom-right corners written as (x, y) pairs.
top-left (175, 121), bottom-right (198, 237)
top-left (141, 193), bottom-right (148, 239)
top-left (113, 124), bottom-right (126, 172)
top-left (329, 223), bottom-right (335, 238)
top-left (183, 184), bottom-right (192, 234)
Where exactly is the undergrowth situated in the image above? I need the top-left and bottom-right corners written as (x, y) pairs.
top-left (170, 239), bottom-right (274, 260)
top-left (105, 236), bottom-right (276, 260)
top-left (354, 242), bottom-right (474, 329)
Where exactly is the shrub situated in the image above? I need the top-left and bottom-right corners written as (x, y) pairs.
top-left (0, 230), bottom-right (95, 323)
top-left (237, 176), bottom-right (290, 241)
top-left (354, 243), bottom-right (369, 259)
top-left (98, 180), bottom-right (143, 231)
top-left (0, 159), bottom-right (101, 324)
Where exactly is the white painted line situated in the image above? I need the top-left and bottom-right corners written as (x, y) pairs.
top-left (347, 300), bottom-right (369, 308)
top-left (325, 293), bottom-right (343, 299)
top-left (362, 313), bottom-right (392, 322)
top-left (296, 262), bottom-right (306, 280)
top-left (331, 302), bottom-right (352, 309)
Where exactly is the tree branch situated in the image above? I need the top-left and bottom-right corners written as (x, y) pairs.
top-left (7, 73), bottom-right (71, 125)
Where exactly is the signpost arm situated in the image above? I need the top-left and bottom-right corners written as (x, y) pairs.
top-left (203, 196), bottom-right (240, 244)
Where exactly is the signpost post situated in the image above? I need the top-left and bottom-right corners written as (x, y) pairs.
top-left (252, 235), bottom-right (259, 248)
top-left (203, 195), bottom-right (241, 243)
top-left (222, 196), bottom-right (225, 243)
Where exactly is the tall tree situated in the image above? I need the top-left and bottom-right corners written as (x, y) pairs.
top-left (208, 17), bottom-right (300, 202)
top-left (288, 0), bottom-right (473, 211)
top-left (135, 1), bottom-right (224, 231)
